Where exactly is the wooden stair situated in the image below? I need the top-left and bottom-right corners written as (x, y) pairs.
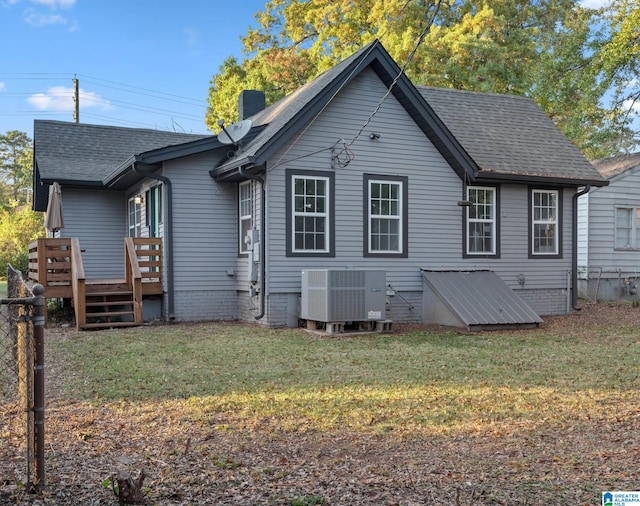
top-left (81, 279), bottom-right (139, 330)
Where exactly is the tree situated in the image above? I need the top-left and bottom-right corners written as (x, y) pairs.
top-left (206, 0), bottom-right (638, 157)
top-left (0, 200), bottom-right (44, 275)
top-left (0, 130), bottom-right (41, 276)
top-left (0, 131), bottom-right (33, 206)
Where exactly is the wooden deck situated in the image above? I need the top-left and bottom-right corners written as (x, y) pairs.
top-left (28, 237), bottom-right (163, 330)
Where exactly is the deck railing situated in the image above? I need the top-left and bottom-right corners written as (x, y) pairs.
top-left (70, 237), bottom-right (86, 328)
top-left (28, 238), bottom-right (74, 297)
top-left (124, 237), bottom-right (143, 324)
top-left (130, 237), bottom-right (163, 295)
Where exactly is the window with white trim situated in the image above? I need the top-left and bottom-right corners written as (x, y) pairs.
top-left (531, 189), bottom-right (559, 255)
top-left (128, 196), bottom-right (142, 237)
top-left (466, 186), bottom-right (496, 255)
top-left (364, 174), bottom-right (407, 257)
top-left (615, 207), bottom-right (640, 249)
top-left (292, 174), bottom-right (330, 253)
top-left (239, 181), bottom-right (252, 254)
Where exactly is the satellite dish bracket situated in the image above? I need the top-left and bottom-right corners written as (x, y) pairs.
top-left (217, 119), bottom-right (252, 148)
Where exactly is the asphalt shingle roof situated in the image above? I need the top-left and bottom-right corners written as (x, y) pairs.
top-left (418, 86), bottom-right (606, 184)
top-left (34, 120), bottom-right (209, 183)
top-left (591, 152), bottom-right (640, 179)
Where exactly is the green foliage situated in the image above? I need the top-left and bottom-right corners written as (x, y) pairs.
top-left (0, 130), bottom-right (33, 206)
top-left (0, 200), bottom-right (44, 275)
top-left (206, 0), bottom-right (639, 156)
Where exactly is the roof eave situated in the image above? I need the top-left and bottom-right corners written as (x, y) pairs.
top-left (475, 171), bottom-right (609, 187)
top-left (211, 155), bottom-right (258, 181)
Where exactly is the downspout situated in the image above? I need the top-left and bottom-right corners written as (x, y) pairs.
top-left (239, 166), bottom-right (266, 320)
top-left (572, 185), bottom-right (591, 310)
top-left (133, 159), bottom-right (176, 320)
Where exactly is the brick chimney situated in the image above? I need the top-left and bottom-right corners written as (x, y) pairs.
top-left (238, 90), bottom-right (266, 120)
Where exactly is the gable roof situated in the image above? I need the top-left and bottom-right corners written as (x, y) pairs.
top-left (419, 87), bottom-right (606, 186)
top-left (212, 40), bottom-right (606, 188)
top-left (212, 39), bottom-right (478, 182)
top-left (34, 120), bottom-right (210, 185)
top-left (591, 152), bottom-right (640, 179)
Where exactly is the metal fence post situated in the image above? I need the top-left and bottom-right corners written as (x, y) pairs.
top-left (32, 284), bottom-right (45, 491)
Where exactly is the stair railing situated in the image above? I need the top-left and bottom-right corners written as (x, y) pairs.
top-left (124, 237), bottom-right (143, 324)
top-left (70, 237), bottom-right (86, 330)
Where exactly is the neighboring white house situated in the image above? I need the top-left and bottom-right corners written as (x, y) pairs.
top-left (33, 40), bottom-right (607, 330)
top-left (578, 152), bottom-right (640, 301)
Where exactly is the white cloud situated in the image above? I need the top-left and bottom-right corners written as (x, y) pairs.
top-left (30, 0), bottom-right (76, 8)
top-left (24, 8), bottom-right (66, 26)
top-left (28, 86), bottom-right (111, 112)
top-left (0, 82), bottom-right (6, 92)
top-left (578, 0), bottom-right (610, 8)
top-left (623, 98), bottom-right (640, 115)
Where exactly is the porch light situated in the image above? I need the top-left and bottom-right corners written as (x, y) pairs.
top-left (134, 194), bottom-right (144, 205)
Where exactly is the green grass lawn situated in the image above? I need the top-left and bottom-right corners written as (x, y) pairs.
top-left (50, 311), bottom-right (640, 435)
top-left (0, 280), bottom-right (6, 298)
top-left (39, 306), bottom-right (640, 504)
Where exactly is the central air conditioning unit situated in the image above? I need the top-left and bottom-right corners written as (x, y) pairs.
top-left (300, 269), bottom-right (386, 322)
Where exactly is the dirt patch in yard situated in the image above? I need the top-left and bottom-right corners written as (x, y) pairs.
top-left (1, 302), bottom-right (639, 505)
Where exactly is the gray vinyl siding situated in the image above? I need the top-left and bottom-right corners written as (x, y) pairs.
top-left (162, 152), bottom-right (239, 321)
top-left (262, 68), bottom-right (575, 318)
top-left (580, 168), bottom-right (640, 274)
top-left (59, 188), bottom-right (125, 278)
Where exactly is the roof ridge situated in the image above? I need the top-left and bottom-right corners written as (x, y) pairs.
top-left (418, 85), bottom-right (533, 102)
top-left (34, 119), bottom-right (208, 137)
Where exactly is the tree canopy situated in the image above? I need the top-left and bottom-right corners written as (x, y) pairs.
top-left (0, 130), bottom-right (43, 275)
top-left (0, 130), bottom-right (33, 206)
top-left (206, 0), bottom-right (640, 159)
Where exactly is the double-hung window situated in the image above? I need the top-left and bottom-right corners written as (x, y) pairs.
top-left (128, 195), bottom-right (142, 237)
top-left (615, 207), bottom-right (640, 249)
top-left (364, 174), bottom-right (408, 257)
top-left (466, 186), bottom-right (498, 256)
top-left (530, 188), bottom-right (561, 257)
top-left (286, 169), bottom-right (334, 257)
top-left (239, 181), bottom-right (253, 254)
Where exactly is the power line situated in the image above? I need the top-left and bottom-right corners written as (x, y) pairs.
top-left (76, 74), bottom-right (204, 105)
top-left (347, 0), bottom-right (443, 147)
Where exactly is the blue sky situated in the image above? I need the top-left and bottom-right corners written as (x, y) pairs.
top-left (2, 0), bottom-right (626, 144)
top-left (0, 0), bottom-right (268, 138)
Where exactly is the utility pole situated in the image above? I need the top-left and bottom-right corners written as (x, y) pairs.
top-left (73, 76), bottom-right (79, 123)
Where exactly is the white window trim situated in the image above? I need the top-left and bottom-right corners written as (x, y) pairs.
top-left (614, 206), bottom-right (640, 250)
top-left (466, 186), bottom-right (496, 255)
top-left (292, 175), bottom-right (330, 253)
top-left (531, 189), bottom-right (559, 255)
top-left (128, 195), bottom-right (142, 238)
top-left (239, 181), bottom-right (252, 254)
top-left (367, 178), bottom-right (403, 254)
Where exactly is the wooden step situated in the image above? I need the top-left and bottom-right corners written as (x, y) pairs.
top-left (85, 310), bottom-right (135, 318)
top-left (86, 290), bottom-right (133, 297)
top-left (86, 302), bottom-right (133, 309)
top-left (80, 321), bottom-right (140, 330)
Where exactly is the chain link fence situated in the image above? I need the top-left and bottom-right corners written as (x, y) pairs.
top-left (1, 266), bottom-right (45, 494)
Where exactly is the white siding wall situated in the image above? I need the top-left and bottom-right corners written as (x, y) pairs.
top-left (261, 68), bottom-right (576, 322)
top-left (581, 169), bottom-right (640, 274)
top-left (60, 188), bottom-right (125, 278)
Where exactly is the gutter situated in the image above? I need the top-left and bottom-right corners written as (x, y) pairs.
top-left (239, 165), bottom-right (266, 320)
top-left (572, 185), bottom-right (591, 310)
top-left (133, 157), bottom-right (176, 320)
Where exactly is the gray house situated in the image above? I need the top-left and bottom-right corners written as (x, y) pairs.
top-left (32, 40), bottom-right (607, 330)
top-left (578, 152), bottom-right (640, 301)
